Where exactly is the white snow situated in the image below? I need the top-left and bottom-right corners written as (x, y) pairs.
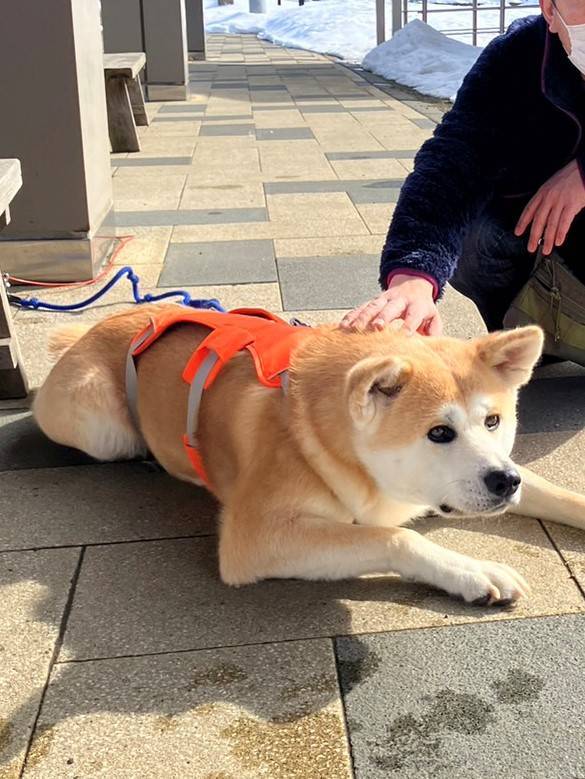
top-left (203, 0), bottom-right (538, 100)
top-left (363, 19), bottom-right (481, 100)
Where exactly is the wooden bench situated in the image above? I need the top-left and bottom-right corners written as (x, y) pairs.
top-left (104, 52), bottom-right (149, 153)
top-left (0, 158), bottom-right (29, 400)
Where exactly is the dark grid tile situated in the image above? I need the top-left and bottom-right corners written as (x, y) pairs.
top-left (518, 376), bottom-right (585, 433)
top-left (158, 104), bottom-right (206, 113)
top-left (0, 411), bottom-right (95, 471)
top-left (159, 239), bottom-right (277, 285)
top-left (278, 254), bottom-right (379, 310)
top-left (336, 615), bottom-right (585, 778)
top-left (256, 128), bottom-right (315, 141)
top-left (113, 157), bottom-right (193, 167)
top-left (326, 151), bottom-right (416, 160)
top-left (199, 124), bottom-right (256, 137)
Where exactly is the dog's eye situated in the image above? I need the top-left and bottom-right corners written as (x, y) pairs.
top-left (485, 414), bottom-right (500, 431)
top-left (427, 425), bottom-right (457, 444)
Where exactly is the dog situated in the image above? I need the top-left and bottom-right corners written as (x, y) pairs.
top-left (33, 304), bottom-right (585, 607)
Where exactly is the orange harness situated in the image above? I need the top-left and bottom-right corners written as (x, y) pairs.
top-left (125, 307), bottom-right (311, 488)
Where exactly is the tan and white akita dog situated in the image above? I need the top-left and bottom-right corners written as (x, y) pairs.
top-left (34, 305), bottom-right (585, 607)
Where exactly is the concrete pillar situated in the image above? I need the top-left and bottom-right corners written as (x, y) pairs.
top-left (185, 0), bottom-right (207, 60)
top-left (0, 0), bottom-right (114, 282)
top-left (102, 0), bottom-right (189, 101)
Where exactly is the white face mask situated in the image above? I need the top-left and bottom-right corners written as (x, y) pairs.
top-left (556, 7), bottom-right (585, 75)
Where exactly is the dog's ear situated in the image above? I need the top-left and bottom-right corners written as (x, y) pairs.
top-left (476, 326), bottom-right (544, 387)
top-left (346, 355), bottom-right (411, 427)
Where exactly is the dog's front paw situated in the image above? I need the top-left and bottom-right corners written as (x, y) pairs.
top-left (453, 559), bottom-right (530, 606)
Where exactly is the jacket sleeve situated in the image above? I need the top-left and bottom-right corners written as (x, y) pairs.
top-left (379, 37), bottom-right (513, 294)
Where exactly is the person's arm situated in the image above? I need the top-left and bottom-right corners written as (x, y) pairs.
top-left (342, 42), bottom-right (511, 334)
top-left (379, 44), bottom-right (510, 295)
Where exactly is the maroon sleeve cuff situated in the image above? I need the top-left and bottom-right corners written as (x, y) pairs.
top-left (386, 269), bottom-right (440, 301)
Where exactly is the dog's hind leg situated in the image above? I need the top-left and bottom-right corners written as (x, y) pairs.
top-left (34, 356), bottom-right (145, 462)
top-left (510, 466), bottom-right (585, 531)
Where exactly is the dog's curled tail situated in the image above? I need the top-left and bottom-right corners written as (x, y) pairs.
top-left (48, 323), bottom-right (92, 362)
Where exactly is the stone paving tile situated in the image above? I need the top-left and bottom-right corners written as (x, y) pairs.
top-left (370, 127), bottom-right (433, 151)
top-left (311, 129), bottom-right (385, 153)
top-left (336, 614), bottom-right (585, 778)
top-left (264, 178), bottom-right (403, 204)
top-left (513, 429), bottom-right (585, 594)
top-left (284, 309), bottom-right (350, 326)
top-left (256, 127), bottom-right (315, 141)
top-left (274, 234), bottom-right (385, 258)
top-left (0, 411), bottom-right (95, 471)
top-left (115, 207), bottom-right (267, 227)
top-left (112, 174), bottom-right (187, 211)
top-left (254, 104), bottom-right (310, 112)
top-left (0, 462), bottom-right (217, 551)
top-left (61, 513), bottom-right (582, 661)
top-left (133, 137), bottom-right (197, 156)
top-left (438, 285), bottom-right (486, 339)
top-left (191, 145), bottom-right (260, 165)
top-left (278, 254), bottom-right (380, 310)
top-left (0, 547), bottom-right (80, 778)
top-left (112, 227), bottom-right (172, 266)
top-left (179, 181), bottom-right (266, 209)
top-left (171, 281), bottom-right (282, 311)
top-left (151, 115), bottom-right (207, 123)
top-left (250, 84), bottom-right (289, 91)
top-left (517, 375), bottom-right (585, 433)
top-left (267, 193), bottom-right (369, 238)
top-left (254, 109), bottom-right (307, 129)
top-left (159, 240), bottom-right (277, 286)
top-left (24, 639), bottom-right (351, 779)
top-left (356, 203), bottom-right (396, 233)
top-left (145, 121), bottom-right (202, 137)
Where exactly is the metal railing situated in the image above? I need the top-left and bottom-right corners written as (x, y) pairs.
top-left (377, 0), bottom-right (540, 46)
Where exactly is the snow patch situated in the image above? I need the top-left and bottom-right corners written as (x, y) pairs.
top-left (363, 20), bottom-right (482, 101)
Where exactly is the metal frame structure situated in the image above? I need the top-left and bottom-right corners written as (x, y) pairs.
top-left (376, 0), bottom-right (540, 46)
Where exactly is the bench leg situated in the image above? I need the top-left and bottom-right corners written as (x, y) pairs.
top-left (0, 205), bottom-right (10, 229)
top-left (0, 277), bottom-right (29, 400)
top-left (128, 76), bottom-right (149, 127)
top-left (105, 75), bottom-right (140, 153)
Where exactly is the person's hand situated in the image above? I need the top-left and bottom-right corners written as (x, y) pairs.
top-left (515, 159), bottom-right (585, 255)
top-left (340, 274), bottom-right (442, 335)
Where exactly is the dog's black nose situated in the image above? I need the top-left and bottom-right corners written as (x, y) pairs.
top-left (483, 468), bottom-right (521, 499)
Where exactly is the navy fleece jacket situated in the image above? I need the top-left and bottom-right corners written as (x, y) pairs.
top-left (379, 15), bottom-right (585, 295)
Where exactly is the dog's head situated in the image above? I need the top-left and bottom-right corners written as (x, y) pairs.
top-left (346, 326), bottom-right (543, 516)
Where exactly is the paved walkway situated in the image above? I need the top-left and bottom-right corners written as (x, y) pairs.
top-left (2, 35), bottom-right (585, 778)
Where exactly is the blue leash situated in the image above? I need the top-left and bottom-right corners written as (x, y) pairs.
top-left (8, 265), bottom-right (226, 313)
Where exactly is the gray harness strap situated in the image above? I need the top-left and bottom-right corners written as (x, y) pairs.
top-left (125, 322), bottom-right (155, 430)
top-left (185, 351), bottom-right (219, 447)
top-left (278, 369), bottom-right (289, 394)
